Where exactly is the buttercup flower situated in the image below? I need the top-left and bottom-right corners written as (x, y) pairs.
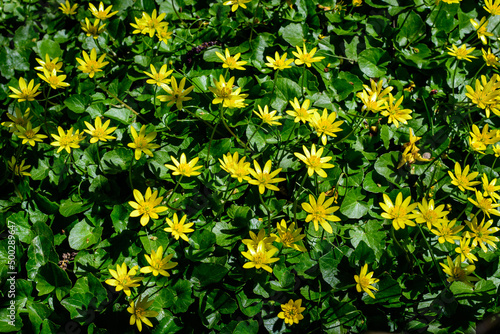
top-left (468, 190), bottom-right (500, 218)
top-left (219, 151), bottom-right (251, 182)
top-left (89, 2), bottom-right (118, 20)
top-left (81, 17), bottom-right (106, 39)
top-left (127, 296), bottom-right (158, 332)
top-left (223, 0), bottom-right (252, 11)
top-left (8, 157), bottom-right (31, 177)
top-left (301, 192), bottom-right (341, 234)
top-left (144, 64), bottom-right (173, 87)
top-left (485, 0), bottom-right (500, 15)
top-left (448, 162), bottom-right (481, 192)
top-left (309, 108), bottom-right (344, 145)
top-left (165, 153), bottom-right (202, 177)
top-left (254, 105), bottom-right (282, 126)
top-left (413, 198), bottom-right (449, 229)
top-left (76, 48), bottom-right (109, 78)
top-left (51, 127), bottom-right (81, 153)
top-left (156, 24), bottom-right (173, 44)
top-left (483, 48), bottom-right (499, 68)
top-left (128, 187), bottom-right (168, 226)
top-left (59, 0), bottom-right (78, 15)
top-left (380, 93), bottom-right (412, 128)
top-left (447, 44), bottom-right (477, 62)
top-left (9, 77), bottom-right (41, 102)
top-left (356, 89), bottom-right (386, 113)
top-left (277, 299), bottom-right (305, 325)
top-left (465, 216), bottom-right (500, 252)
top-left (105, 263), bottom-right (143, 296)
top-left (2, 107), bottom-right (31, 132)
top-left (164, 213), bottom-right (194, 242)
top-left (430, 219), bottom-right (464, 244)
top-left (379, 192), bottom-right (418, 230)
top-left (140, 246), bottom-right (178, 276)
top-left (208, 75), bottom-right (246, 107)
top-left (84, 117), bottom-right (117, 143)
top-left (216, 48), bottom-right (247, 70)
top-left (286, 97), bottom-right (317, 123)
top-left (130, 9), bottom-right (167, 37)
top-left (294, 144), bottom-right (334, 178)
top-left (440, 256), bottom-right (479, 287)
top-left (241, 240), bottom-right (279, 273)
top-left (292, 43), bottom-right (324, 67)
top-left (35, 54), bottom-right (63, 73)
top-left (158, 76), bottom-right (194, 110)
top-left (455, 237), bottom-right (478, 263)
top-left (15, 121), bottom-right (47, 147)
top-left (127, 125), bottom-right (160, 160)
top-left (271, 220), bottom-right (306, 252)
top-left (265, 51), bottom-right (294, 71)
top-left (37, 68), bottom-right (70, 89)
top-left (481, 173), bottom-right (500, 202)
top-left (470, 17), bottom-right (493, 45)
top-left (242, 229), bottom-right (276, 251)
top-left (354, 264), bottom-right (379, 299)
top-left (247, 160), bottom-right (286, 194)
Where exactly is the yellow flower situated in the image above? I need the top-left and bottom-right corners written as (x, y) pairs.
top-left (35, 54), bottom-right (63, 73)
top-left (363, 79), bottom-right (393, 101)
top-left (379, 192), bottom-right (418, 230)
top-left (465, 75), bottom-right (500, 112)
top-left (265, 51), bottom-right (294, 71)
top-left (89, 1), bottom-right (118, 20)
top-left (50, 127), bottom-right (81, 153)
top-left (164, 213), bottom-right (194, 242)
top-left (165, 153), bottom-right (202, 177)
top-left (470, 17), bottom-right (493, 45)
top-left (485, 0), bottom-right (500, 15)
top-left (242, 229), bottom-right (276, 251)
top-left (481, 173), bottom-right (500, 202)
top-left (241, 240), bottom-right (280, 273)
top-left (465, 216), bottom-right (500, 252)
top-left (14, 121), bottom-right (47, 147)
top-left (156, 24), bottom-right (173, 44)
top-left (354, 264), bottom-right (379, 299)
top-left (158, 76), bottom-right (194, 110)
top-left (271, 220), bottom-right (306, 252)
top-left (208, 75), bottom-right (246, 107)
top-left (81, 17), bottom-right (106, 39)
top-left (84, 117), bottom-right (117, 143)
top-left (128, 187), bottom-right (168, 226)
top-left (8, 157), bottom-right (31, 177)
top-left (482, 48), bottom-right (499, 68)
top-left (440, 256), bottom-right (479, 287)
top-left (413, 198), bottom-right (449, 229)
top-left (144, 64), bottom-right (173, 86)
top-left (430, 219), bottom-right (463, 244)
top-left (130, 9), bottom-right (167, 37)
top-left (455, 237), bottom-right (478, 263)
top-left (277, 299), bottom-right (305, 325)
top-left (294, 144), bottom-right (334, 178)
top-left (2, 107), bottom-right (31, 132)
top-left (301, 192), bottom-right (340, 234)
top-left (440, 0), bottom-right (461, 3)
top-left (292, 43), bottom-right (325, 67)
top-left (247, 160), bottom-right (286, 194)
top-left (286, 97), bottom-right (317, 123)
top-left (76, 48), bottom-right (109, 78)
top-left (223, 0), bottom-right (252, 12)
top-left (448, 162), bottom-right (481, 192)
top-left (127, 296), bottom-right (158, 332)
top-left (309, 108), bottom-right (344, 145)
top-left (353, 0), bottom-right (363, 6)
top-left (140, 246), bottom-right (178, 277)
top-left (468, 190), bottom-right (500, 218)
top-left (9, 77), bottom-right (41, 102)
top-left (356, 89), bottom-right (386, 113)
top-left (219, 151), bottom-right (251, 182)
top-left (493, 144), bottom-right (500, 157)
top-left (37, 68), bottom-right (70, 89)
top-left (216, 48), bottom-right (247, 70)
top-left (253, 105), bottom-right (282, 126)
top-left (127, 125), bottom-right (160, 160)
top-left (105, 263), bottom-right (144, 296)
top-left (447, 44), bottom-right (477, 62)
top-left (59, 0), bottom-right (78, 15)
top-left (380, 93), bottom-right (412, 128)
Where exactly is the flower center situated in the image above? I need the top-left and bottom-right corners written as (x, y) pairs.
top-left (281, 232), bottom-right (294, 245)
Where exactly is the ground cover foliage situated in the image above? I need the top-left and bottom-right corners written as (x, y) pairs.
top-left (2, 0), bottom-right (500, 332)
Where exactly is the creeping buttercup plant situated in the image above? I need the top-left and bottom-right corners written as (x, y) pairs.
top-left (2, 0), bottom-right (500, 333)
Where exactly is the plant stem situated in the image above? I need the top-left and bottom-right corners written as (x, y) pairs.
top-left (293, 171), bottom-right (309, 224)
top-left (166, 175), bottom-right (183, 207)
top-left (259, 192), bottom-right (272, 232)
top-left (220, 106), bottom-right (250, 152)
top-left (417, 224), bottom-right (448, 289)
top-left (301, 65), bottom-right (306, 98)
top-left (205, 117), bottom-right (220, 168)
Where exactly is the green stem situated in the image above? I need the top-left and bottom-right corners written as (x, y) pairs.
top-left (128, 158), bottom-right (134, 190)
top-left (417, 224), bottom-right (448, 290)
top-left (166, 175), bottom-right (183, 207)
top-left (205, 118), bottom-right (220, 168)
top-left (451, 60), bottom-right (458, 98)
top-left (429, 2), bottom-right (442, 31)
top-left (293, 171), bottom-right (309, 224)
top-left (245, 121), bottom-right (264, 156)
top-left (96, 141), bottom-right (103, 172)
top-left (276, 122), bottom-right (297, 166)
top-left (301, 65), bottom-right (306, 99)
top-left (220, 107), bottom-right (250, 151)
top-left (390, 228), bottom-right (413, 270)
top-left (154, 84), bottom-right (158, 116)
top-left (270, 70), bottom-right (280, 97)
top-left (259, 192), bottom-right (272, 232)
top-left (490, 157), bottom-right (498, 179)
top-left (171, 0), bottom-right (185, 26)
top-left (336, 109), bottom-right (371, 144)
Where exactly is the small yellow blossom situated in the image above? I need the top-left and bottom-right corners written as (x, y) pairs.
top-left (165, 153), bottom-right (202, 177)
top-left (354, 264), bottom-right (379, 299)
top-left (127, 296), bottom-right (158, 332)
top-left (127, 125), bottom-right (160, 160)
top-left (216, 48), bottom-right (247, 70)
top-left (164, 213), bottom-right (194, 242)
top-left (9, 77), bottom-right (41, 102)
top-left (447, 44), bottom-right (477, 62)
top-left (105, 263), bottom-right (143, 296)
top-left (89, 2), bottom-right (118, 20)
top-left (76, 48), bottom-right (109, 78)
top-left (128, 187), bottom-right (168, 226)
top-left (265, 51), bottom-right (294, 71)
top-left (277, 299), bottom-right (305, 325)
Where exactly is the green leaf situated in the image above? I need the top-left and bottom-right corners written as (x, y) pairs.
top-left (349, 220), bottom-right (386, 260)
top-left (358, 48), bottom-right (390, 78)
top-left (68, 220), bottom-right (103, 250)
top-left (36, 39), bottom-right (63, 59)
top-left (363, 170), bottom-right (389, 193)
top-left (340, 188), bottom-right (369, 219)
top-left (110, 204), bottom-right (130, 233)
top-left (7, 212), bottom-right (34, 244)
top-left (396, 11), bottom-right (425, 47)
top-left (234, 320), bottom-right (259, 334)
top-left (374, 151), bottom-right (406, 186)
top-left (319, 250), bottom-right (342, 288)
top-left (26, 236), bottom-right (58, 279)
top-left (64, 95), bottom-right (90, 114)
top-left (59, 198), bottom-right (92, 218)
top-left (103, 107), bottom-right (133, 125)
top-left (279, 23), bottom-right (304, 46)
top-left (27, 301), bottom-right (52, 333)
top-left (364, 275), bottom-right (402, 305)
top-left (169, 279), bottom-right (194, 314)
top-left (101, 148), bottom-right (134, 174)
top-left (191, 263), bottom-right (228, 287)
top-left (35, 262), bottom-right (72, 301)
